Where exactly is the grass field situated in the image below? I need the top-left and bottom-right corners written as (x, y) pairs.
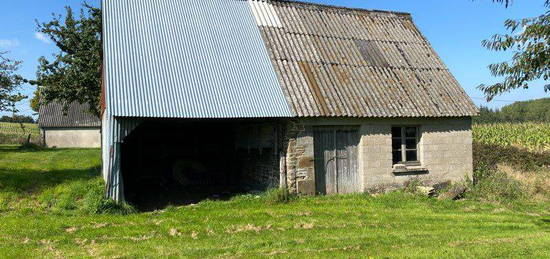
top-left (0, 122), bottom-right (41, 144)
top-left (0, 123), bottom-right (550, 257)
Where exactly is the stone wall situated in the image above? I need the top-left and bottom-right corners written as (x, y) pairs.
top-left (235, 121), bottom-right (284, 191)
top-left (283, 121), bottom-right (315, 194)
top-left (283, 117), bottom-right (473, 194)
top-left (238, 148), bottom-right (279, 190)
top-left (43, 127), bottom-right (101, 148)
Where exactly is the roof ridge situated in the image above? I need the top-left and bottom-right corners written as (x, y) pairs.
top-left (266, 0), bottom-right (413, 18)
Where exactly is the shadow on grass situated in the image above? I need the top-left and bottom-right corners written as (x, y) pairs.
top-left (0, 145), bottom-right (100, 153)
top-left (473, 143), bottom-right (550, 171)
top-left (0, 167), bottom-right (101, 194)
top-left (126, 183), bottom-right (245, 212)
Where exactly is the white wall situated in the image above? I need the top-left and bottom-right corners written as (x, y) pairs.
top-left (43, 128), bottom-right (101, 148)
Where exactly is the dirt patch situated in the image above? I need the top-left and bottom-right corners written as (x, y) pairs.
top-left (226, 224), bottom-right (273, 234)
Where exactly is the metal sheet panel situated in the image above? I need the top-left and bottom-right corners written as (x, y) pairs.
top-left (102, 115), bottom-right (142, 202)
top-left (102, 0), bottom-right (292, 118)
top-left (252, 0), bottom-right (479, 118)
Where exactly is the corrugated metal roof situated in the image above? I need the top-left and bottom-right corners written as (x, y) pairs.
top-left (102, 0), bottom-right (292, 118)
top-left (251, 0), bottom-right (479, 117)
top-left (38, 102), bottom-right (101, 128)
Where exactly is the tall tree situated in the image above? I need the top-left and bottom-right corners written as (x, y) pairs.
top-left (479, 0), bottom-right (550, 100)
top-left (0, 52), bottom-right (25, 113)
top-left (29, 89), bottom-right (40, 113)
top-left (33, 3), bottom-right (102, 117)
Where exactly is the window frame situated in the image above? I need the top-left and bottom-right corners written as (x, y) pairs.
top-left (391, 126), bottom-right (420, 166)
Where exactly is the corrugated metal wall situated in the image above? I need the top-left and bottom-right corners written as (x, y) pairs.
top-left (102, 0), bottom-right (292, 119)
top-left (102, 115), bottom-right (142, 201)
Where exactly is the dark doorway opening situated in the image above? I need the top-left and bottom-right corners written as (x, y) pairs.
top-left (121, 119), bottom-right (282, 211)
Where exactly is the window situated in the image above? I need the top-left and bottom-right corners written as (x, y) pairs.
top-left (392, 126), bottom-right (419, 165)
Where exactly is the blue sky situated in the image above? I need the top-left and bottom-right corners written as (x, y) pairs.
top-left (0, 0), bottom-right (548, 117)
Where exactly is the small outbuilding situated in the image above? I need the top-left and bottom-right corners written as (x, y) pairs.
top-left (101, 0), bottom-right (478, 206)
top-left (38, 102), bottom-right (101, 148)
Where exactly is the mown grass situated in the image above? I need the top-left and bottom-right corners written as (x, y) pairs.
top-left (1, 143), bottom-right (550, 257)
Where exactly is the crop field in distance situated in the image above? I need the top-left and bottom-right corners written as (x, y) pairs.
top-left (473, 122), bottom-right (550, 152)
top-left (0, 122), bottom-right (41, 144)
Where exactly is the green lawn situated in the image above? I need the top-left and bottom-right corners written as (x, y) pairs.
top-left (0, 145), bottom-right (549, 258)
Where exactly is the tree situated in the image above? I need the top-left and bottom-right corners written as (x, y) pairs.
top-left (473, 98), bottom-right (550, 123)
top-left (32, 3), bottom-right (101, 117)
top-left (0, 52), bottom-right (25, 113)
top-left (0, 115), bottom-right (35, 124)
top-left (30, 89), bottom-right (40, 113)
top-left (479, 0), bottom-right (550, 100)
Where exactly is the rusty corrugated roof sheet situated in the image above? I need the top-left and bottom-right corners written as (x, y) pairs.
top-left (250, 0), bottom-right (479, 117)
top-left (38, 102), bottom-right (101, 128)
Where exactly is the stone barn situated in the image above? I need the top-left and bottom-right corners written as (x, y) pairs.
top-left (101, 0), bottom-right (478, 206)
top-left (38, 102), bottom-right (101, 148)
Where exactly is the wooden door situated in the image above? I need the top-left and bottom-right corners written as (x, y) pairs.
top-left (314, 127), bottom-right (359, 194)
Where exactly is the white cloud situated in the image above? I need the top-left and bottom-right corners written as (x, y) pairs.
top-left (0, 38), bottom-right (20, 48)
top-left (34, 32), bottom-right (51, 44)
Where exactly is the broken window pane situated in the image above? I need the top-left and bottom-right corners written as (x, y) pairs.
top-left (392, 151), bottom-right (401, 164)
top-left (405, 127), bottom-right (416, 138)
top-left (391, 127), bottom-right (401, 138)
top-left (406, 150), bottom-right (417, 161)
top-left (392, 138), bottom-right (402, 150)
top-left (406, 138), bottom-right (416, 149)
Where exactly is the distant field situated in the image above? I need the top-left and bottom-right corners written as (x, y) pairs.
top-left (0, 122), bottom-right (41, 144)
top-left (473, 122), bottom-right (550, 152)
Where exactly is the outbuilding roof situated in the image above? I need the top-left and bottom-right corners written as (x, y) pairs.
top-left (38, 102), bottom-right (101, 128)
top-left (102, 0), bottom-right (293, 118)
top-left (252, 0), bottom-right (478, 117)
top-left (102, 0), bottom-right (478, 119)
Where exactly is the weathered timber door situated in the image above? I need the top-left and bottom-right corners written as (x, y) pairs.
top-left (314, 127), bottom-right (359, 194)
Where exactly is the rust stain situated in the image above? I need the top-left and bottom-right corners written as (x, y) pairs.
top-left (298, 61), bottom-right (330, 115)
top-left (297, 156), bottom-right (314, 168)
top-left (332, 64), bottom-right (363, 115)
top-left (100, 63), bottom-right (106, 116)
top-left (333, 64), bottom-right (349, 84)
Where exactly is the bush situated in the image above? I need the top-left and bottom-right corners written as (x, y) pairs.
top-left (468, 169), bottom-right (526, 203)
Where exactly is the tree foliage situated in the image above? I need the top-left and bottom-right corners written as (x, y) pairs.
top-left (474, 98), bottom-right (550, 123)
top-left (29, 90), bottom-right (40, 113)
top-left (479, 0), bottom-right (550, 100)
top-left (0, 114), bottom-right (35, 124)
top-left (33, 3), bottom-right (101, 117)
top-left (0, 52), bottom-right (25, 113)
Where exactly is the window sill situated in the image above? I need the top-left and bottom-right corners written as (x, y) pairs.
top-left (392, 164), bottom-right (428, 176)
